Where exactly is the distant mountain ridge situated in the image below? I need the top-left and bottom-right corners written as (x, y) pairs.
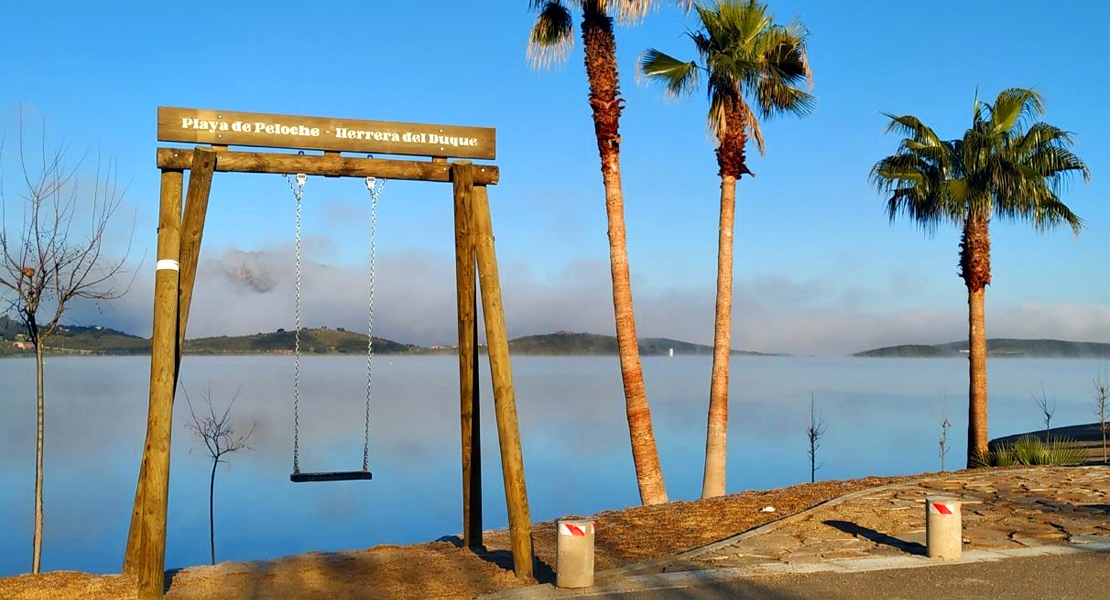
top-left (505, 332), bottom-right (775, 356)
top-left (1, 317), bottom-right (774, 357)
top-left (855, 338), bottom-right (1110, 358)
top-left (3, 315), bottom-right (1102, 358)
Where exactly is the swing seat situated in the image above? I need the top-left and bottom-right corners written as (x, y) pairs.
top-left (290, 470), bottom-right (373, 483)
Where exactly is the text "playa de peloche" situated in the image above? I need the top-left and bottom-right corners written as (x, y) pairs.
top-left (178, 118), bottom-right (481, 148)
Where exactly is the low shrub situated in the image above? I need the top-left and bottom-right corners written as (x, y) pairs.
top-left (974, 435), bottom-right (1088, 467)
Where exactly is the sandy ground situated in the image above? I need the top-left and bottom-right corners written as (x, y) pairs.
top-left (0, 475), bottom-right (917, 600)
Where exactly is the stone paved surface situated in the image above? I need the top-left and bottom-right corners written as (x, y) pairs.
top-left (661, 466), bottom-right (1110, 574)
top-left (485, 466), bottom-right (1110, 599)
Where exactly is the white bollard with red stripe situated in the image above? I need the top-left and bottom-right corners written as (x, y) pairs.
top-left (556, 519), bottom-right (595, 588)
top-left (925, 496), bottom-right (962, 559)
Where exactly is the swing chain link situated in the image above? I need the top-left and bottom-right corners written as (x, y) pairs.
top-left (286, 170), bottom-right (382, 477)
top-left (285, 172), bottom-right (307, 475)
top-left (363, 175), bottom-right (385, 472)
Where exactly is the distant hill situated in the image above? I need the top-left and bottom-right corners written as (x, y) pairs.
top-left (183, 328), bottom-right (422, 355)
top-left (855, 338), bottom-right (1110, 358)
top-left (0, 315), bottom-right (421, 357)
top-left (506, 332), bottom-right (776, 356)
top-left (0, 315), bottom-right (148, 356)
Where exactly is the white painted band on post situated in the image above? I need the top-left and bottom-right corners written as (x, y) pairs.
top-left (925, 496), bottom-right (962, 559)
top-left (156, 259), bottom-right (180, 271)
top-left (556, 519), bottom-right (595, 589)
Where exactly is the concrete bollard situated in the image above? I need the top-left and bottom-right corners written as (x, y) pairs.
top-left (556, 519), bottom-right (595, 589)
top-left (925, 496), bottom-right (962, 559)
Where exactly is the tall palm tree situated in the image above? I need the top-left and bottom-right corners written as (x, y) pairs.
top-left (639, 0), bottom-right (813, 497)
top-left (528, 0), bottom-right (674, 505)
top-left (871, 88), bottom-right (1088, 465)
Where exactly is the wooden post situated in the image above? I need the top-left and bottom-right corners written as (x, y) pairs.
top-left (452, 162), bottom-right (483, 549)
top-left (471, 184), bottom-right (533, 580)
top-left (123, 148), bottom-right (215, 575)
top-left (136, 169), bottom-right (184, 599)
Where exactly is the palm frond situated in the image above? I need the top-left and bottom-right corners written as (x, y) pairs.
top-left (876, 87), bottom-right (1088, 241)
top-left (755, 78), bottom-right (815, 119)
top-left (528, 1), bottom-right (575, 68)
top-left (611, 0), bottom-right (658, 24)
top-left (741, 99), bottom-right (765, 155)
top-left (882, 114), bottom-right (945, 148)
top-left (987, 87), bottom-right (1045, 135)
top-left (998, 189), bottom-right (1084, 235)
top-left (638, 49), bottom-right (700, 97)
top-left (1013, 122), bottom-right (1074, 156)
top-left (650, 0), bottom-right (811, 160)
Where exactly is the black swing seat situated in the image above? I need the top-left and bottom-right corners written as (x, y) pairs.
top-left (290, 470), bottom-right (373, 483)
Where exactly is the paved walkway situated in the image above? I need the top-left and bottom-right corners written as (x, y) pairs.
top-left (486, 466), bottom-right (1110, 599)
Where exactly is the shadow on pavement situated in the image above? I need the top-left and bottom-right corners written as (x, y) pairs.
top-left (823, 519), bottom-right (925, 555)
top-left (576, 574), bottom-right (808, 600)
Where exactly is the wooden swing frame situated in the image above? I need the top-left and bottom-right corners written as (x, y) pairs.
top-left (122, 107), bottom-right (533, 599)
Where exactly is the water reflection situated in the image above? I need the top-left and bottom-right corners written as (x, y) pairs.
top-left (0, 354), bottom-right (1104, 576)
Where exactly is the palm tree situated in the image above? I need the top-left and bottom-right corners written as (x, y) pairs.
top-left (639, 0), bottom-right (813, 497)
top-left (871, 88), bottom-right (1088, 465)
top-left (528, 0), bottom-right (675, 504)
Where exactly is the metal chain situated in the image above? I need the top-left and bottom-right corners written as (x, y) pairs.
top-left (285, 172), bottom-right (307, 474)
top-left (363, 175), bottom-right (385, 472)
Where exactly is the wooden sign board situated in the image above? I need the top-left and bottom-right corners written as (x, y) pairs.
top-left (157, 107), bottom-right (495, 160)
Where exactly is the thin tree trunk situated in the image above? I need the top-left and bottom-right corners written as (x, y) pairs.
top-left (702, 174), bottom-right (737, 498)
top-left (1102, 427), bottom-right (1107, 464)
top-left (32, 336), bottom-right (45, 574)
top-left (961, 214), bottom-right (991, 466)
top-left (208, 459), bottom-right (217, 565)
top-left (582, 6), bottom-right (666, 505)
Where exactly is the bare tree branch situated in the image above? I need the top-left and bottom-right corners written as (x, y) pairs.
top-left (0, 112), bottom-right (136, 573)
top-left (182, 383), bottom-right (255, 565)
top-left (806, 393), bottom-right (827, 483)
top-left (1032, 383), bottom-right (1057, 443)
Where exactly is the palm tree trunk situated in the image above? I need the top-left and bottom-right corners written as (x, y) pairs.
top-left (32, 332), bottom-right (45, 574)
top-left (581, 6), bottom-right (666, 505)
top-left (209, 459), bottom-right (217, 565)
top-left (966, 286), bottom-right (988, 462)
top-left (702, 173), bottom-right (737, 498)
top-left (961, 214), bottom-right (991, 465)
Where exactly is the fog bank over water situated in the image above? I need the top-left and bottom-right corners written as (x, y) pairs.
top-left (66, 248), bottom-right (1110, 356)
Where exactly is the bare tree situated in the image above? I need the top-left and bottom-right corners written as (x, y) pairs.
top-left (936, 393), bottom-right (952, 471)
top-left (805, 393), bottom-right (827, 483)
top-left (1095, 373), bottom-right (1108, 464)
top-left (183, 384), bottom-right (255, 565)
top-left (1032, 383), bottom-right (1057, 443)
top-left (0, 118), bottom-right (133, 573)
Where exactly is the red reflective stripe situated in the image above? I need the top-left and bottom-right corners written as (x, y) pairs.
top-left (933, 502), bottom-right (953, 515)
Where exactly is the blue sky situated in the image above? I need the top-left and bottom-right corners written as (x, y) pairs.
top-left (1, 0), bottom-right (1107, 354)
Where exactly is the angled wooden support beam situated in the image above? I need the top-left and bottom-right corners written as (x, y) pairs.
top-left (452, 162), bottom-right (482, 550)
top-left (176, 147), bottom-right (216, 348)
top-left (155, 148), bottom-right (500, 185)
top-left (471, 184), bottom-right (533, 581)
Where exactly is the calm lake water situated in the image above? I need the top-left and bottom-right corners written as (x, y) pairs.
top-left (0, 354), bottom-right (1106, 576)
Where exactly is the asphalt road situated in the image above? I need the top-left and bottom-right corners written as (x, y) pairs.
top-left (586, 551), bottom-right (1110, 600)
